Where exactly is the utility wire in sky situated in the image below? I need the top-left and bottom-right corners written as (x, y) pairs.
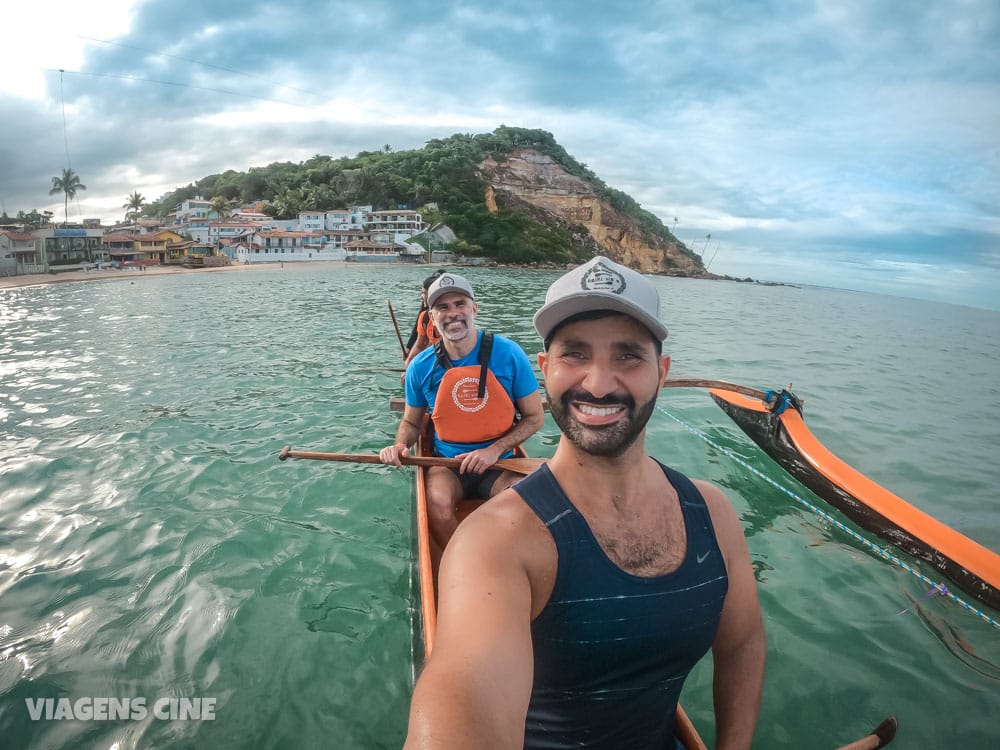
top-left (77, 34), bottom-right (322, 102)
top-left (58, 69), bottom-right (85, 222)
top-left (44, 68), bottom-right (317, 111)
top-left (59, 70), bottom-right (73, 171)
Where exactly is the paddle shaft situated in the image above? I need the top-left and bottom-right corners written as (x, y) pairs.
top-left (387, 300), bottom-right (407, 358)
top-left (279, 447), bottom-right (546, 475)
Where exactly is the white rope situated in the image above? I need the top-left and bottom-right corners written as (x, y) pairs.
top-left (658, 404), bottom-right (1000, 630)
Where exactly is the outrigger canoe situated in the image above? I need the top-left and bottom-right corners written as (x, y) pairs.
top-left (708, 385), bottom-right (1000, 612)
top-left (409, 421), bottom-right (710, 750)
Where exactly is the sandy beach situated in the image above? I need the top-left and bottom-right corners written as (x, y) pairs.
top-left (0, 261), bottom-right (348, 291)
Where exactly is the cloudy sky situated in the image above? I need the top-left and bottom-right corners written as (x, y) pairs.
top-left (3, 0), bottom-right (998, 309)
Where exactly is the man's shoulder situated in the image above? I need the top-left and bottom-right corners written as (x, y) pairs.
top-left (689, 477), bottom-right (728, 508)
top-left (410, 344), bottom-right (438, 369)
top-left (685, 477), bottom-right (747, 554)
top-left (449, 488), bottom-right (555, 566)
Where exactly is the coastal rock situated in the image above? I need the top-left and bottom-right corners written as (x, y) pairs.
top-left (479, 148), bottom-right (706, 276)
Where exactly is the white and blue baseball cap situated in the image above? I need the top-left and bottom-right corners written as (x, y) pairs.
top-left (533, 256), bottom-right (668, 342)
top-left (427, 273), bottom-right (476, 307)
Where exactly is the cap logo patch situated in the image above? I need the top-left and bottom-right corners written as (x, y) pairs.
top-left (438, 275), bottom-right (457, 288)
top-left (580, 261), bottom-right (626, 295)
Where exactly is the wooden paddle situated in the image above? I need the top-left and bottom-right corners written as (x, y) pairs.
top-left (387, 300), bottom-right (407, 359)
top-left (278, 446), bottom-right (547, 475)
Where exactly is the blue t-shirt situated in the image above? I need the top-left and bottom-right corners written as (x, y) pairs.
top-left (404, 330), bottom-right (538, 458)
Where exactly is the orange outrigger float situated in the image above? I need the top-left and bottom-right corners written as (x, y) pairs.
top-left (708, 385), bottom-right (1000, 612)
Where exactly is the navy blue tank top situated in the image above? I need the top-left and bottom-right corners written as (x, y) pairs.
top-left (514, 462), bottom-right (728, 749)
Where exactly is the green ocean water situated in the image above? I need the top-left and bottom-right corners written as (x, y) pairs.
top-left (1, 264), bottom-right (998, 749)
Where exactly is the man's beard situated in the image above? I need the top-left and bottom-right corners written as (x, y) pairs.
top-left (438, 315), bottom-right (471, 342)
top-left (548, 388), bottom-right (657, 457)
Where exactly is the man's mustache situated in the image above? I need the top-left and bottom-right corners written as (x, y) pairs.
top-left (561, 389), bottom-right (635, 409)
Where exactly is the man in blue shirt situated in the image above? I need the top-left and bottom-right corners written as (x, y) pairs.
top-left (380, 272), bottom-right (544, 551)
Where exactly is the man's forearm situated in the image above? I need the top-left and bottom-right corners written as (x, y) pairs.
top-left (490, 412), bottom-right (544, 457)
top-left (405, 669), bottom-right (522, 750)
top-left (712, 625), bottom-right (766, 750)
top-left (395, 414), bottom-right (424, 448)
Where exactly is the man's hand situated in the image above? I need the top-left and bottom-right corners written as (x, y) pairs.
top-left (455, 444), bottom-right (504, 475)
top-left (380, 442), bottom-right (410, 467)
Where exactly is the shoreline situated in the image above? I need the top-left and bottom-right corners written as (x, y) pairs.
top-left (0, 261), bottom-right (348, 291)
top-left (0, 259), bottom-right (794, 296)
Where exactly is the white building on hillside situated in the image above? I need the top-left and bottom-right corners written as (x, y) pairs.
top-left (298, 211), bottom-right (325, 231)
top-left (170, 197), bottom-right (214, 225)
top-left (337, 206), bottom-right (369, 227)
top-left (364, 209), bottom-right (427, 243)
top-left (231, 210), bottom-right (271, 222)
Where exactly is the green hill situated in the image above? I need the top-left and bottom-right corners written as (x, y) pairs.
top-left (147, 125), bottom-right (700, 269)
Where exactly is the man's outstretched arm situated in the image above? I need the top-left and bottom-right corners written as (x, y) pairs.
top-left (404, 506), bottom-right (536, 749)
top-left (380, 405), bottom-right (427, 466)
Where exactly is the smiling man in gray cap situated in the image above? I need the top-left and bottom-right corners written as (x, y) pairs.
top-left (403, 256), bottom-right (766, 750)
top-left (380, 271), bottom-right (544, 560)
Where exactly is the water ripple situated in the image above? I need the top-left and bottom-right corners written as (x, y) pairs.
top-left (1, 267), bottom-right (998, 748)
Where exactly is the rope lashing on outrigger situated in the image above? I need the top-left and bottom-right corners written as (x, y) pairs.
top-left (762, 388), bottom-right (802, 416)
top-left (656, 403), bottom-right (1000, 631)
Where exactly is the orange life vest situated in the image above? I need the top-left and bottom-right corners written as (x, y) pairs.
top-left (431, 332), bottom-right (516, 444)
top-left (417, 309), bottom-right (441, 344)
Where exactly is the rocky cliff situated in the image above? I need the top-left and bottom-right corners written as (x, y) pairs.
top-left (479, 148), bottom-right (706, 275)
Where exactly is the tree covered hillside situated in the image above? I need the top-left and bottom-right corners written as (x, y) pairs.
top-left (147, 126), bottom-right (693, 265)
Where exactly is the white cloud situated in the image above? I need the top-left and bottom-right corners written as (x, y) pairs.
top-left (3, 1), bottom-right (138, 99)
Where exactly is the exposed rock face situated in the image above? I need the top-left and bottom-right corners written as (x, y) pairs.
top-left (479, 148), bottom-right (705, 275)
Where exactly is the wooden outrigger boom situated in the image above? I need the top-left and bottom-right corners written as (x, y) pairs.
top-left (709, 386), bottom-right (1000, 611)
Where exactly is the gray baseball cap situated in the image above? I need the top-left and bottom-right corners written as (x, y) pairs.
top-left (533, 256), bottom-right (668, 342)
top-left (427, 272), bottom-right (476, 307)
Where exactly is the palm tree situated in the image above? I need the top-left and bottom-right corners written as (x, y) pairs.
top-left (49, 168), bottom-right (86, 226)
top-left (123, 191), bottom-right (146, 223)
top-left (209, 195), bottom-right (232, 221)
